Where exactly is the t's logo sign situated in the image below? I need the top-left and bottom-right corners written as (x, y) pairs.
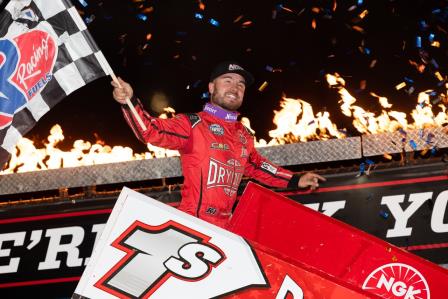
top-left (95, 220), bottom-right (225, 298)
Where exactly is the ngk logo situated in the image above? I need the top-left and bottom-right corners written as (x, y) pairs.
top-left (362, 263), bottom-right (430, 299)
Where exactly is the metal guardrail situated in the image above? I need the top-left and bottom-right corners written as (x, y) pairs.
top-left (362, 126), bottom-right (448, 156)
top-left (0, 126), bottom-right (446, 195)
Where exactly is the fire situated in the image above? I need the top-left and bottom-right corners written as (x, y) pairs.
top-left (265, 97), bottom-right (346, 145)
top-left (2, 75), bottom-right (447, 174)
top-left (1, 108), bottom-right (180, 174)
top-left (326, 73), bottom-right (448, 134)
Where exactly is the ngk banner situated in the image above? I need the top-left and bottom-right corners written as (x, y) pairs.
top-left (73, 187), bottom-right (374, 299)
top-left (229, 182), bottom-right (448, 299)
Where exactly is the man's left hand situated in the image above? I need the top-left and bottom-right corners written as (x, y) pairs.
top-left (298, 172), bottom-right (326, 190)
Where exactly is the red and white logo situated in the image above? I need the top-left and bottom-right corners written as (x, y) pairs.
top-left (11, 29), bottom-right (57, 100)
top-left (207, 158), bottom-right (244, 196)
top-left (95, 220), bottom-right (226, 299)
top-left (362, 263), bottom-right (430, 299)
top-left (0, 29), bottom-right (57, 127)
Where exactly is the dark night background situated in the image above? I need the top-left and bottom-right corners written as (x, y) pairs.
top-left (4, 0), bottom-right (448, 153)
top-left (0, 1), bottom-right (447, 297)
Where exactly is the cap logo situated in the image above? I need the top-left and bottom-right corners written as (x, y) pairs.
top-left (228, 64), bottom-right (244, 71)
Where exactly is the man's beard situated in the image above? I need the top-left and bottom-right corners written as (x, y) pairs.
top-left (211, 91), bottom-right (242, 111)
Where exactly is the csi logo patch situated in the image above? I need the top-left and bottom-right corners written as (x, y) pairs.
top-left (211, 142), bottom-right (229, 151)
top-left (95, 220), bottom-right (225, 299)
top-left (209, 124), bottom-right (224, 136)
top-left (362, 263), bottom-right (430, 299)
top-left (0, 29), bottom-right (57, 128)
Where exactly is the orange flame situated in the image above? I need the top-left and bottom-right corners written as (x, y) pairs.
top-left (326, 73), bottom-right (448, 134)
top-left (2, 76), bottom-right (447, 174)
top-left (265, 97), bottom-right (346, 145)
top-left (1, 108), bottom-right (180, 174)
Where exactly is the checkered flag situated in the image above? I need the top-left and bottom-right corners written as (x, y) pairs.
top-left (0, 0), bottom-right (113, 167)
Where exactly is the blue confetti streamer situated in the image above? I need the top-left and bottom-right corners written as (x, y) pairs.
top-left (409, 140), bottom-right (417, 150)
top-left (379, 210), bottom-right (389, 219)
top-left (78, 0), bottom-right (88, 7)
top-left (359, 162), bottom-right (365, 175)
top-left (404, 77), bottom-right (414, 84)
top-left (419, 20), bottom-right (428, 30)
top-left (428, 33), bottom-right (435, 42)
top-left (430, 59), bottom-right (439, 69)
top-left (418, 129), bottom-right (424, 138)
top-left (338, 129), bottom-right (347, 134)
top-left (84, 15), bottom-right (95, 24)
top-left (426, 133), bottom-right (435, 144)
top-left (431, 147), bottom-right (437, 155)
top-left (265, 65), bottom-right (274, 72)
top-left (136, 14), bottom-right (147, 21)
top-left (399, 128), bottom-right (407, 136)
top-left (357, 0), bottom-right (363, 6)
top-left (195, 13), bottom-right (204, 20)
top-left (364, 48), bottom-right (371, 55)
top-left (209, 18), bottom-right (220, 27)
top-left (416, 36), bottom-right (422, 48)
top-left (201, 92), bottom-right (210, 99)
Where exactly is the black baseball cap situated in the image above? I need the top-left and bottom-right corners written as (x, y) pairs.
top-left (209, 61), bottom-right (255, 86)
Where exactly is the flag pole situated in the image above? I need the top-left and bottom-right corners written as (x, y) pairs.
top-left (109, 72), bottom-right (147, 131)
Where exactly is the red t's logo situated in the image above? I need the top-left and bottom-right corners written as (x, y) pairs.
top-left (95, 220), bottom-right (225, 298)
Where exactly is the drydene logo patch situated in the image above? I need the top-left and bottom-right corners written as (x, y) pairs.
top-left (207, 157), bottom-right (244, 196)
top-left (362, 263), bottom-right (430, 299)
top-left (0, 29), bottom-right (57, 128)
top-left (95, 220), bottom-right (226, 298)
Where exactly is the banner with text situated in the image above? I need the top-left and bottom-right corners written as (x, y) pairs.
top-left (73, 187), bottom-right (373, 299)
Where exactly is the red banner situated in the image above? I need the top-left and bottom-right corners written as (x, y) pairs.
top-left (225, 243), bottom-right (376, 298)
top-left (229, 182), bottom-right (448, 299)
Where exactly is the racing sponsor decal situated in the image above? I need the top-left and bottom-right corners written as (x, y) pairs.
top-left (95, 220), bottom-right (226, 298)
top-left (204, 104), bottom-right (217, 114)
top-left (206, 207), bottom-right (217, 215)
top-left (238, 130), bottom-right (247, 144)
top-left (207, 158), bottom-right (244, 196)
top-left (0, 29), bottom-right (57, 127)
top-left (211, 142), bottom-right (229, 151)
top-left (362, 263), bottom-right (430, 299)
top-left (228, 64), bottom-right (244, 71)
top-left (209, 124), bottom-right (224, 136)
top-left (241, 146), bottom-right (248, 158)
top-left (261, 161), bottom-right (277, 175)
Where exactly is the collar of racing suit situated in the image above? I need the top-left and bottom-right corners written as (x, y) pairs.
top-left (203, 102), bottom-right (239, 122)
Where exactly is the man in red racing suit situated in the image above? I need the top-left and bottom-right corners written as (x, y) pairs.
top-left (112, 61), bottom-right (325, 228)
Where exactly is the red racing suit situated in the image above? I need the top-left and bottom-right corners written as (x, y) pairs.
top-left (121, 98), bottom-right (300, 227)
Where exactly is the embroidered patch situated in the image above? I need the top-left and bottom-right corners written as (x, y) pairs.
top-left (209, 124), bottom-right (224, 136)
